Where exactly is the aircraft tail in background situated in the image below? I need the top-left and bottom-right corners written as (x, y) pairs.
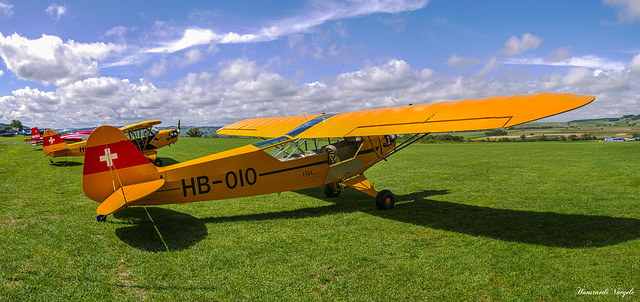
top-left (42, 129), bottom-right (68, 156)
top-left (24, 127), bottom-right (42, 146)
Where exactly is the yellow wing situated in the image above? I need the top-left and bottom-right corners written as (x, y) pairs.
top-left (120, 120), bottom-right (162, 133)
top-left (217, 114), bottom-right (322, 138)
top-left (217, 93), bottom-right (594, 139)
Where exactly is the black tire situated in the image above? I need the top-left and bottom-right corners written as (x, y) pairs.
top-left (324, 184), bottom-right (341, 198)
top-left (152, 158), bottom-right (163, 167)
top-left (96, 214), bottom-right (107, 222)
top-left (375, 190), bottom-right (395, 210)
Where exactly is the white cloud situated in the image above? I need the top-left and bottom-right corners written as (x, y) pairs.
top-left (148, 60), bottom-right (167, 78)
top-left (2, 54), bottom-right (638, 128)
top-left (180, 48), bottom-right (203, 66)
top-left (147, 28), bottom-right (218, 53)
top-left (545, 46), bottom-right (572, 62)
top-left (0, 1), bottom-right (13, 18)
top-left (474, 56), bottom-right (501, 78)
top-left (500, 33), bottom-right (543, 56)
top-left (504, 55), bottom-right (626, 71)
top-left (444, 54), bottom-right (481, 68)
top-left (627, 53), bottom-right (640, 75)
top-left (336, 59), bottom-right (418, 92)
top-left (147, 0), bottom-right (428, 54)
top-left (603, 0), bottom-right (640, 23)
top-left (0, 33), bottom-right (125, 86)
top-left (45, 2), bottom-right (67, 21)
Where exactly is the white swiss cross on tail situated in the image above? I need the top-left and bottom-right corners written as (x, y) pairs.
top-left (48, 137), bottom-right (56, 145)
top-left (99, 148), bottom-right (118, 167)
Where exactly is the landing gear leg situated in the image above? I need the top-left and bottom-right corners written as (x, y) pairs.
top-left (375, 190), bottom-right (395, 210)
top-left (96, 214), bottom-right (107, 222)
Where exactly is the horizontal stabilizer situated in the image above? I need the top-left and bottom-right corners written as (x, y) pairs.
top-left (97, 179), bottom-right (165, 215)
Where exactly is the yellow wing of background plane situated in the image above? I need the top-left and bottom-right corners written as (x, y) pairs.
top-left (218, 93), bottom-right (594, 138)
top-left (119, 120), bottom-right (162, 132)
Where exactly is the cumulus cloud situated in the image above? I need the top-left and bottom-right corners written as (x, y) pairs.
top-left (500, 33), bottom-right (543, 56)
top-left (336, 59), bottom-right (418, 92)
top-left (45, 2), bottom-right (68, 21)
top-left (3, 54), bottom-right (639, 128)
top-left (0, 1), bottom-right (13, 18)
top-left (0, 33), bottom-right (125, 86)
top-left (627, 53), bottom-right (640, 75)
top-left (603, 0), bottom-right (640, 23)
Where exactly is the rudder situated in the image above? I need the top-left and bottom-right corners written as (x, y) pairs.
top-left (42, 129), bottom-right (67, 155)
top-left (82, 125), bottom-right (164, 214)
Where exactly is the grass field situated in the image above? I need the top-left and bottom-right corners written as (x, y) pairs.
top-left (1, 136), bottom-right (639, 301)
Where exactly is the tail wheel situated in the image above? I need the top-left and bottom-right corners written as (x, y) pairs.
top-left (375, 190), bottom-right (395, 210)
top-left (324, 183), bottom-right (342, 198)
top-left (152, 158), bottom-right (163, 167)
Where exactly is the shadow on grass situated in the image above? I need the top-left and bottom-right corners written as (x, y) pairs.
top-left (113, 207), bottom-right (208, 253)
top-left (49, 161), bottom-right (82, 167)
top-left (112, 188), bottom-right (640, 251)
top-left (386, 191), bottom-right (640, 248)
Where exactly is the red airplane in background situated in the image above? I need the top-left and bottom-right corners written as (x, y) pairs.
top-left (25, 127), bottom-right (93, 146)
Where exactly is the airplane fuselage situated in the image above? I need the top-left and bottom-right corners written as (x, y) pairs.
top-left (129, 135), bottom-right (396, 206)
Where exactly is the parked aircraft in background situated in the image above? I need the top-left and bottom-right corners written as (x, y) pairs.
top-left (43, 120), bottom-right (179, 166)
top-left (26, 127), bottom-right (93, 146)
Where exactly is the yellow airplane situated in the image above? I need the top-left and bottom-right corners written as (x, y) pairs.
top-left (43, 120), bottom-right (180, 166)
top-left (81, 93), bottom-right (594, 222)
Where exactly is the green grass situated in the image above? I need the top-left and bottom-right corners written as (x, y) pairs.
top-left (1, 136), bottom-right (639, 300)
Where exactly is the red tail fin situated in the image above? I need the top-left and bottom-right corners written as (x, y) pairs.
top-left (42, 129), bottom-right (67, 155)
top-left (82, 125), bottom-right (164, 215)
top-left (31, 127), bottom-right (41, 139)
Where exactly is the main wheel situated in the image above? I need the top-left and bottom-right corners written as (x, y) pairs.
top-left (324, 184), bottom-right (341, 198)
top-left (96, 214), bottom-right (107, 222)
top-left (375, 190), bottom-right (395, 210)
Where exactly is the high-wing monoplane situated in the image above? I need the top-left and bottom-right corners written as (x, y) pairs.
top-left (43, 120), bottom-right (180, 166)
top-left (81, 93), bottom-right (594, 221)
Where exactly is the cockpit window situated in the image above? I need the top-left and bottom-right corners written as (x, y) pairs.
top-left (252, 136), bottom-right (290, 148)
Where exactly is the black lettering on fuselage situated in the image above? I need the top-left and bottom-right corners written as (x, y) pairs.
top-left (197, 176), bottom-right (210, 194)
top-left (182, 178), bottom-right (196, 197)
top-left (182, 176), bottom-right (211, 197)
top-left (225, 168), bottom-right (257, 189)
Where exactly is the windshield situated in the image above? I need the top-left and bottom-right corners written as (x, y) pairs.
top-left (252, 136), bottom-right (290, 148)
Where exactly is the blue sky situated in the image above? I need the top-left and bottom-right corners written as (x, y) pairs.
top-left (0, 0), bottom-right (639, 128)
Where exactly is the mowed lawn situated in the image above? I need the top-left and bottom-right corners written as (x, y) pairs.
top-left (1, 136), bottom-right (639, 301)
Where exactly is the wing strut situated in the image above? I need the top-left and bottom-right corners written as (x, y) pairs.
top-left (365, 133), bottom-right (429, 170)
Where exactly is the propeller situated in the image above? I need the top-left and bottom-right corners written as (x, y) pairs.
top-left (168, 119), bottom-right (181, 140)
